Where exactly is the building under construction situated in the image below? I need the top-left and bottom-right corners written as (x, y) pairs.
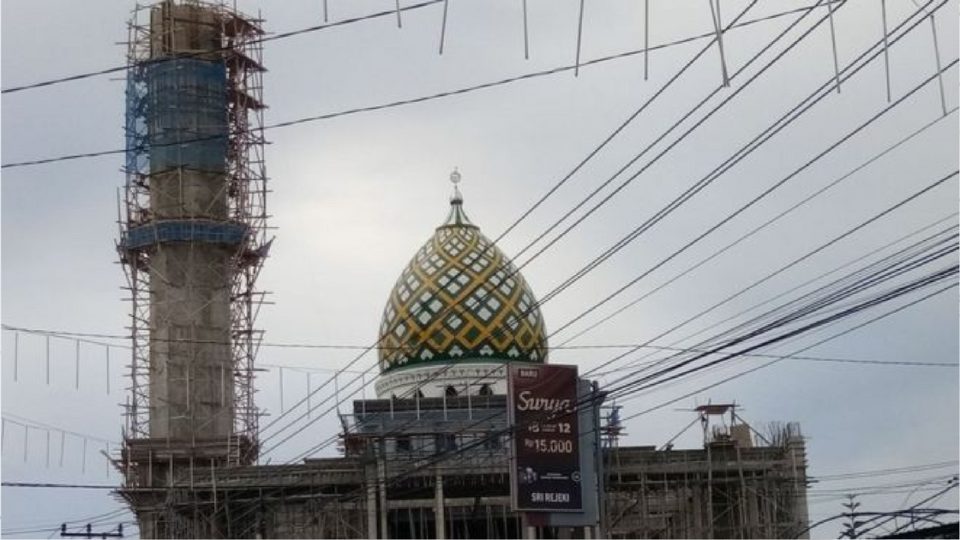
top-left (117, 0), bottom-right (267, 513)
top-left (113, 2), bottom-right (808, 538)
top-left (118, 393), bottom-right (809, 538)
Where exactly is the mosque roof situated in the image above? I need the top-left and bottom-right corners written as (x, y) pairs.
top-left (377, 171), bottom-right (549, 373)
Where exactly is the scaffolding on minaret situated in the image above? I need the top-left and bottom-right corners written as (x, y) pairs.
top-left (116, 0), bottom-right (269, 495)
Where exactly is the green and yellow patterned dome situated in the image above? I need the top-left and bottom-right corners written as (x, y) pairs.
top-left (377, 173), bottom-right (548, 374)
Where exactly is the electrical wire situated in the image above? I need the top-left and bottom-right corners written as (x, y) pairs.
top-left (2, 413), bottom-right (118, 446)
top-left (572, 59), bottom-right (957, 380)
top-left (0, 0), bottom-right (445, 95)
top-left (584, 105), bottom-right (958, 382)
top-left (597, 213), bottom-right (958, 379)
top-left (11, 325), bottom-right (953, 368)
top-left (2, 482), bottom-right (118, 489)
top-left (557, 105), bottom-right (959, 347)
top-left (607, 260), bottom-right (958, 402)
top-left (0, 2), bottom-right (838, 170)
top-left (539, 25), bottom-right (957, 346)
top-left (812, 460), bottom-right (959, 482)
top-left (617, 281), bottom-right (957, 420)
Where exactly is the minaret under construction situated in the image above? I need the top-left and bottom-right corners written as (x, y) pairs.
top-left (117, 1), bottom-right (268, 535)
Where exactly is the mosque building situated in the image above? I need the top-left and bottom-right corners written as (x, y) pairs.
top-left (375, 169), bottom-right (549, 400)
top-left (119, 172), bottom-right (811, 539)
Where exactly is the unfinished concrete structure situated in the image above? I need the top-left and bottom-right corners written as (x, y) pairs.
top-left (603, 405), bottom-right (809, 538)
top-left (116, 394), bottom-right (808, 538)
top-left (117, 0), bottom-right (268, 529)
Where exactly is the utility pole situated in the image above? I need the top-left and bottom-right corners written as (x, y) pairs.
top-left (841, 495), bottom-right (862, 538)
top-left (60, 523), bottom-right (123, 539)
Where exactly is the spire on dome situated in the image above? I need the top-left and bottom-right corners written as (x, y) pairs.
top-left (450, 167), bottom-right (462, 203)
top-left (442, 167), bottom-right (475, 228)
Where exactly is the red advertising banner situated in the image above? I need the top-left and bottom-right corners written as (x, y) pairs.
top-left (508, 364), bottom-right (582, 512)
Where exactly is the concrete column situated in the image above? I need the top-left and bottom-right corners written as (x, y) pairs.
top-left (146, 1), bottom-right (233, 444)
top-left (378, 453), bottom-right (388, 539)
top-left (434, 469), bottom-right (445, 540)
top-left (366, 468), bottom-right (378, 539)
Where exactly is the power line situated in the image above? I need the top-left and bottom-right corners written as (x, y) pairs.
top-left (608, 259), bottom-right (957, 406)
top-left (1, 509), bottom-right (134, 537)
top-left (0, 0), bottom-right (444, 95)
top-left (586, 190), bottom-right (960, 398)
top-left (809, 475), bottom-right (959, 494)
top-left (16, 0), bottom-right (856, 460)
top-left (0, 2), bottom-right (838, 170)
top-left (813, 460), bottom-right (960, 482)
top-left (617, 281), bottom-right (958, 420)
top-left (8, 325), bottom-right (953, 368)
top-left (2, 413), bottom-right (119, 446)
top-left (2, 482), bottom-right (117, 489)
top-left (607, 258), bottom-right (958, 402)
top-left (541, 32), bottom-right (958, 348)
top-left (569, 43), bottom-right (958, 379)
top-left (9, 509), bottom-right (132, 530)
top-left (556, 105), bottom-right (958, 347)
top-left (601, 224), bottom-right (958, 387)
top-left (508, 0), bottom-right (831, 269)
top-left (597, 213), bottom-right (957, 379)
top-left (603, 346), bottom-right (957, 369)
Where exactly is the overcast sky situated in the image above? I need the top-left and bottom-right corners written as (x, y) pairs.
top-left (2, 1), bottom-right (958, 537)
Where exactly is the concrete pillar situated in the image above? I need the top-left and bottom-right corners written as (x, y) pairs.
top-left (146, 0), bottom-right (234, 443)
top-left (366, 468), bottom-right (378, 539)
top-left (435, 469), bottom-right (445, 540)
top-left (378, 452), bottom-right (388, 539)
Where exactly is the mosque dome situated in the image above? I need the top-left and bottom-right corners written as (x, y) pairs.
top-left (375, 171), bottom-right (548, 398)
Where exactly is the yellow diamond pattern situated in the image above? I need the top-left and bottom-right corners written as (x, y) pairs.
top-left (379, 223), bottom-right (548, 372)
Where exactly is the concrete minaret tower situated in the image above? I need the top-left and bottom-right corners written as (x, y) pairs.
top-left (118, 1), bottom-right (268, 529)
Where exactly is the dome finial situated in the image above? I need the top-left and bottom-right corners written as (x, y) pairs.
top-left (441, 167), bottom-right (474, 228)
top-left (450, 167), bottom-right (463, 204)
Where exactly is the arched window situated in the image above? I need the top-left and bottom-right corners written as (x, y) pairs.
top-left (478, 384), bottom-right (493, 396)
top-left (445, 386), bottom-right (459, 397)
